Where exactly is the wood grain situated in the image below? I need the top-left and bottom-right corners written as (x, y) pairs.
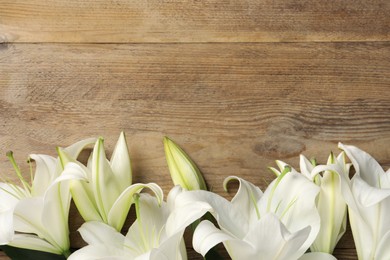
top-left (0, 0), bottom-right (389, 43)
top-left (0, 42), bottom-right (389, 190)
top-left (0, 42), bottom-right (388, 258)
top-left (0, 0), bottom-right (388, 258)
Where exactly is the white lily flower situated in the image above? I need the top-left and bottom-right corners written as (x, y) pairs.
top-left (163, 137), bottom-right (207, 191)
top-left (0, 138), bottom-right (95, 257)
top-left (269, 154), bottom-right (350, 254)
top-left (69, 186), bottom-right (187, 260)
top-left (331, 143), bottom-right (390, 260)
top-left (55, 132), bottom-right (163, 231)
top-left (167, 170), bottom-right (330, 260)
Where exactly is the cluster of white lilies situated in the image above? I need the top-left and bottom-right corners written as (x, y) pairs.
top-left (0, 133), bottom-right (389, 260)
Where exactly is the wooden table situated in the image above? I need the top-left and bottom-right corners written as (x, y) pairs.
top-left (0, 1), bottom-right (389, 259)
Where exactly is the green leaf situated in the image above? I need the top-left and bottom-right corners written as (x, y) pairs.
top-left (0, 246), bottom-right (66, 260)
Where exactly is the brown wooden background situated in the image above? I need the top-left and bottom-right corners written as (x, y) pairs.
top-left (1, 1), bottom-right (389, 259)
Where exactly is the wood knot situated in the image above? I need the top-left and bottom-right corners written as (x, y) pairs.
top-left (253, 137), bottom-right (306, 159)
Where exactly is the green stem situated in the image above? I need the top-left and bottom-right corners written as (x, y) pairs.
top-left (6, 151), bottom-right (31, 193)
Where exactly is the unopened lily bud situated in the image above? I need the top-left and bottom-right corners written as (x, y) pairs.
top-left (163, 137), bottom-right (207, 190)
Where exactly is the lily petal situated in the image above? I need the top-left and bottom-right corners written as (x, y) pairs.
top-left (62, 137), bottom-right (96, 160)
top-left (375, 229), bottom-right (390, 259)
top-left (0, 183), bottom-right (21, 244)
top-left (338, 143), bottom-right (385, 187)
top-left (223, 176), bottom-right (263, 224)
top-left (311, 164), bottom-right (357, 212)
top-left (299, 252), bottom-right (337, 260)
top-left (299, 155), bottom-right (315, 181)
top-left (92, 138), bottom-right (121, 222)
top-left (166, 200), bottom-right (212, 237)
top-left (352, 174), bottom-right (390, 208)
top-left (259, 172), bottom-right (320, 257)
top-left (311, 168), bottom-right (347, 253)
top-left (149, 232), bottom-right (186, 260)
top-left (124, 194), bottom-right (169, 253)
top-left (0, 207), bottom-right (14, 244)
top-left (244, 213), bottom-right (310, 260)
top-left (71, 181), bottom-right (102, 222)
top-left (13, 198), bottom-right (46, 238)
top-left (53, 162), bottom-right (101, 222)
top-left (78, 221), bottom-right (125, 246)
top-left (110, 132), bottom-right (132, 191)
top-left (29, 154), bottom-right (57, 196)
top-left (8, 234), bottom-right (61, 255)
top-left (69, 245), bottom-right (130, 260)
top-left (41, 181), bottom-right (71, 253)
top-left (193, 220), bottom-right (250, 258)
top-left (108, 183), bottom-right (163, 231)
top-left (171, 190), bottom-right (248, 238)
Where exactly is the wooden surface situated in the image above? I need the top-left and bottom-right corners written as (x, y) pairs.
top-left (1, 0), bottom-right (389, 259)
top-left (0, 0), bottom-right (389, 43)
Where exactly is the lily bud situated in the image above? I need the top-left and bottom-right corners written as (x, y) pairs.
top-left (163, 137), bottom-right (207, 191)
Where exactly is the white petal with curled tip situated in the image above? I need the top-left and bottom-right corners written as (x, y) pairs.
top-left (352, 174), bottom-right (390, 208)
top-left (311, 164), bottom-right (357, 212)
top-left (8, 234), bottom-right (61, 255)
top-left (338, 143), bottom-right (384, 187)
top-left (110, 132), bottom-right (132, 191)
top-left (298, 252), bottom-right (337, 260)
top-left (338, 143), bottom-right (390, 259)
top-left (56, 137), bottom-right (96, 176)
top-left (78, 221), bottom-right (125, 246)
top-left (53, 162), bottom-right (101, 222)
top-left (63, 137), bottom-right (97, 160)
top-left (29, 154), bottom-right (57, 196)
top-left (223, 176), bottom-right (263, 225)
top-left (170, 190), bottom-right (247, 238)
top-left (108, 183), bottom-right (163, 231)
top-left (192, 220), bottom-right (251, 258)
top-left (258, 172), bottom-right (320, 257)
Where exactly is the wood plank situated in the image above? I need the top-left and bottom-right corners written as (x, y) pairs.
top-left (0, 0), bottom-right (389, 43)
top-left (0, 254), bottom-right (9, 260)
top-left (0, 42), bottom-right (389, 259)
top-left (0, 42), bottom-right (389, 192)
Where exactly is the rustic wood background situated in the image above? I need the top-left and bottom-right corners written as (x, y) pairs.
top-left (1, 1), bottom-right (389, 259)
